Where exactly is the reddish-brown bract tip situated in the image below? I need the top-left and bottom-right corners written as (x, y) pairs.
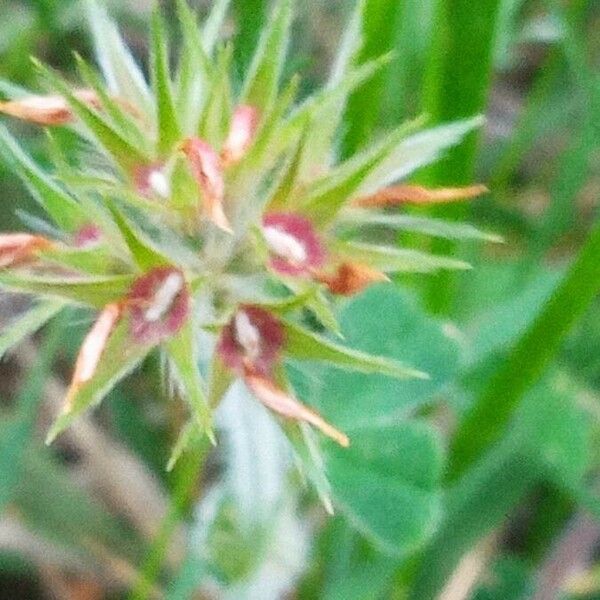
top-left (181, 137), bottom-right (232, 233)
top-left (221, 105), bottom-right (260, 166)
top-left (127, 267), bottom-right (189, 345)
top-left (244, 369), bottom-right (350, 447)
top-left (316, 261), bottom-right (390, 296)
top-left (0, 233), bottom-right (53, 268)
top-left (0, 90), bottom-right (101, 126)
top-left (66, 302), bottom-right (122, 406)
top-left (354, 184), bottom-right (489, 208)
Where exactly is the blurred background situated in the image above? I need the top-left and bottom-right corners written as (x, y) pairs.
top-left (0, 0), bottom-right (598, 599)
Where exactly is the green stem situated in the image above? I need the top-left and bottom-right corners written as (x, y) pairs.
top-left (448, 217), bottom-right (600, 480)
top-left (410, 444), bottom-right (539, 600)
top-left (420, 0), bottom-right (502, 314)
top-left (129, 444), bottom-right (208, 600)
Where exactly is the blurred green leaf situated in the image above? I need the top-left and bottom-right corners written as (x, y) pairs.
top-left (0, 299), bottom-right (64, 360)
top-left (0, 125), bottom-right (86, 232)
top-left (327, 421), bottom-right (444, 557)
top-left (315, 286), bottom-right (459, 429)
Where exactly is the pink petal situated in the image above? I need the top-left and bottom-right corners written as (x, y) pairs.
top-left (133, 163), bottom-right (170, 199)
top-left (181, 138), bottom-right (232, 232)
top-left (221, 105), bottom-right (260, 166)
top-left (244, 370), bottom-right (350, 447)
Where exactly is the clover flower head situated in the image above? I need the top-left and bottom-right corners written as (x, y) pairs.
top-left (0, 0), bottom-right (492, 468)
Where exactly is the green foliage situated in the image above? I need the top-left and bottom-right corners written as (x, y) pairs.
top-left (0, 0), bottom-right (598, 598)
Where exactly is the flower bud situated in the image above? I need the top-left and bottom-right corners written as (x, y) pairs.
top-left (217, 306), bottom-right (285, 375)
top-left (262, 213), bottom-right (326, 276)
top-left (221, 105), bottom-right (260, 166)
top-left (128, 267), bottom-right (189, 344)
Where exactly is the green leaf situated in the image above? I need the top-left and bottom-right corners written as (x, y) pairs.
top-left (167, 420), bottom-right (203, 472)
top-left (0, 271), bottom-right (135, 308)
top-left (327, 421), bottom-right (443, 556)
top-left (0, 300), bottom-right (64, 360)
top-left (86, 0), bottom-right (153, 116)
top-left (74, 53), bottom-right (150, 151)
top-left (357, 117), bottom-right (484, 197)
top-left (202, 0), bottom-right (231, 54)
top-left (46, 316), bottom-right (154, 443)
top-left (336, 241), bottom-right (472, 273)
top-left (39, 245), bottom-right (119, 276)
top-left (299, 116), bottom-right (423, 224)
top-left (328, 0), bottom-right (366, 88)
top-left (165, 321), bottom-right (213, 438)
top-left (283, 319), bottom-right (427, 380)
top-left (151, 9), bottom-right (182, 155)
top-left (341, 0), bottom-right (405, 156)
top-left (286, 421), bottom-right (334, 514)
top-left (514, 380), bottom-right (591, 488)
top-left (449, 217), bottom-right (600, 479)
top-left (34, 60), bottom-right (151, 171)
top-left (175, 0), bottom-right (212, 134)
top-left (240, 0), bottom-right (292, 113)
top-left (198, 45), bottom-right (233, 146)
top-left (107, 200), bottom-right (172, 270)
top-left (0, 125), bottom-right (86, 232)
top-left (341, 210), bottom-right (503, 243)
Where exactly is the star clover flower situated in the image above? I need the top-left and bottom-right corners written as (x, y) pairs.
top-left (0, 0), bottom-right (497, 468)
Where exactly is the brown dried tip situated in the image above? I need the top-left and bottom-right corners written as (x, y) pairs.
top-left (181, 137), bottom-right (232, 233)
top-left (66, 303), bottom-right (122, 406)
top-left (0, 233), bottom-right (53, 268)
top-left (354, 184), bottom-right (488, 208)
top-left (244, 369), bottom-right (350, 447)
top-left (315, 261), bottom-right (390, 296)
top-left (0, 90), bottom-right (101, 126)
